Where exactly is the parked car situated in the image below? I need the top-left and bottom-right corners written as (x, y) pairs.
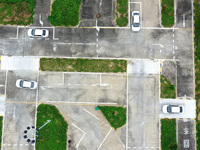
top-left (162, 105), bottom-right (184, 114)
top-left (28, 28), bottom-right (49, 37)
top-left (16, 79), bottom-right (37, 89)
top-left (131, 11), bottom-right (141, 32)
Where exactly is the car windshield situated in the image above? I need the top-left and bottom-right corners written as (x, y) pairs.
top-left (31, 82), bottom-right (34, 88)
top-left (43, 30), bottom-right (46, 36)
top-left (133, 23), bottom-right (140, 27)
top-left (134, 13), bottom-right (139, 15)
top-left (20, 80), bottom-right (23, 87)
top-left (31, 29), bottom-right (35, 35)
top-left (167, 106), bottom-right (171, 113)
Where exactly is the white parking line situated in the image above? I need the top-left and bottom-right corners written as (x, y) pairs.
top-left (97, 127), bottom-right (112, 150)
top-left (39, 14), bottom-right (43, 26)
top-left (183, 14), bottom-right (185, 27)
top-left (126, 71), bottom-right (129, 150)
top-left (72, 123), bottom-right (86, 149)
top-left (46, 101), bottom-right (118, 105)
top-left (9, 26), bottom-right (19, 39)
top-left (83, 108), bottom-right (100, 121)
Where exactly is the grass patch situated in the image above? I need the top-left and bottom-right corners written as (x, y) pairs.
top-left (116, 0), bottom-right (128, 27)
top-left (49, 0), bottom-right (81, 26)
top-left (0, 116), bottom-right (3, 149)
top-left (36, 104), bottom-right (68, 150)
top-left (194, 0), bottom-right (200, 149)
top-left (40, 58), bottom-right (127, 73)
top-left (161, 119), bottom-right (177, 150)
top-left (98, 106), bottom-right (126, 130)
top-left (161, 0), bottom-right (174, 27)
top-left (160, 75), bottom-right (176, 98)
top-left (0, 0), bottom-right (35, 25)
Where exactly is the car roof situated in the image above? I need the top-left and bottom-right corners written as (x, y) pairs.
top-left (134, 15), bottom-right (140, 23)
top-left (34, 29), bottom-right (43, 35)
top-left (23, 81), bottom-right (31, 88)
top-left (171, 106), bottom-right (180, 113)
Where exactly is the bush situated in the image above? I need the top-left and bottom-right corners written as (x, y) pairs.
top-left (49, 0), bottom-right (81, 26)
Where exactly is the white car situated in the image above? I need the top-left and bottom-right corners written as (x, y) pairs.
top-left (28, 29), bottom-right (49, 37)
top-left (16, 79), bottom-right (37, 89)
top-left (131, 11), bottom-right (141, 32)
top-left (162, 105), bottom-right (184, 114)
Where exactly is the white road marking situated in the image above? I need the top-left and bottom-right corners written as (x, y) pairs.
top-left (53, 27), bottom-right (59, 40)
top-left (46, 101), bottom-right (118, 105)
top-left (83, 108), bottom-right (100, 121)
top-left (97, 127), bottom-right (112, 150)
top-left (13, 106), bottom-right (15, 119)
top-left (56, 42), bottom-right (71, 45)
top-left (39, 14), bottom-right (43, 26)
top-left (152, 44), bottom-right (164, 48)
top-left (99, 0), bottom-right (102, 7)
top-left (126, 71), bottom-right (129, 150)
top-left (75, 43), bottom-right (96, 46)
top-left (183, 14), bottom-right (185, 27)
top-left (72, 123), bottom-right (86, 149)
top-left (10, 26), bottom-right (19, 39)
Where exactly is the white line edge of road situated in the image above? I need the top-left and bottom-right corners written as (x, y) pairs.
top-left (34, 71), bottom-right (40, 150)
top-left (46, 101), bottom-right (118, 105)
top-left (158, 61), bottom-right (161, 150)
top-left (97, 127), bottom-right (112, 150)
top-left (126, 71), bottom-right (129, 150)
top-left (1, 70), bottom-right (8, 150)
top-left (72, 123), bottom-right (86, 149)
top-left (83, 108), bottom-right (100, 121)
top-left (9, 26), bottom-right (19, 39)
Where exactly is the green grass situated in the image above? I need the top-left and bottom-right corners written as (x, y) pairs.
top-left (98, 106), bottom-right (126, 130)
top-left (36, 104), bottom-right (68, 150)
top-left (160, 75), bottom-right (176, 98)
top-left (49, 0), bottom-right (81, 26)
top-left (0, 116), bottom-right (3, 149)
top-left (116, 0), bottom-right (128, 27)
top-left (161, 119), bottom-right (177, 150)
top-left (161, 0), bottom-right (174, 27)
top-left (194, 1), bottom-right (200, 149)
top-left (0, 0), bottom-right (35, 25)
top-left (40, 58), bottom-right (127, 73)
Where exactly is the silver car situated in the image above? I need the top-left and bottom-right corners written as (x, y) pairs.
top-left (16, 79), bottom-right (37, 89)
top-left (28, 28), bottom-right (49, 37)
top-left (131, 11), bottom-right (141, 32)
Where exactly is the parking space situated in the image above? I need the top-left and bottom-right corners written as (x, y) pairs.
top-left (38, 72), bottom-right (127, 105)
top-left (128, 74), bottom-right (160, 149)
top-left (0, 71), bottom-right (6, 95)
top-left (80, 0), bottom-right (114, 27)
top-left (2, 103), bottom-right (35, 150)
top-left (58, 105), bottom-right (125, 150)
top-left (2, 70), bottom-right (38, 150)
top-left (176, 0), bottom-right (192, 28)
top-left (160, 99), bottom-right (196, 118)
top-left (178, 119), bottom-right (195, 150)
top-left (129, 0), bottom-right (160, 28)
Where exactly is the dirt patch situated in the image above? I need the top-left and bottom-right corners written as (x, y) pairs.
top-left (198, 113), bottom-right (200, 121)
top-left (109, 62), bottom-right (115, 68)
top-left (67, 65), bottom-right (73, 69)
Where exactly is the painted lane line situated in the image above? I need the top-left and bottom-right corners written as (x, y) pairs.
top-left (83, 108), bottom-right (100, 121)
top-left (97, 127), bottom-right (112, 150)
top-left (39, 14), bottom-right (43, 26)
top-left (183, 14), bottom-right (185, 28)
top-left (72, 123), bottom-right (86, 149)
top-left (46, 101), bottom-right (118, 105)
top-left (152, 44), bottom-right (164, 48)
top-left (126, 71), bottom-right (129, 150)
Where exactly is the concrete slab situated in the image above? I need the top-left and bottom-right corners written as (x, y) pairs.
top-left (160, 99), bottom-right (196, 118)
top-left (128, 59), bottom-right (160, 74)
top-left (1, 56), bottom-right (39, 71)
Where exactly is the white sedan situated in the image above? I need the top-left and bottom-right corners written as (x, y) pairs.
top-left (131, 11), bottom-right (141, 32)
top-left (162, 105), bottom-right (184, 114)
top-left (28, 28), bottom-right (49, 37)
top-left (16, 79), bottom-right (37, 89)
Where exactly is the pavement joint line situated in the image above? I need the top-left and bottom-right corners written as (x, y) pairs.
top-left (97, 127), bottom-right (112, 150)
top-left (83, 108), bottom-right (101, 121)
